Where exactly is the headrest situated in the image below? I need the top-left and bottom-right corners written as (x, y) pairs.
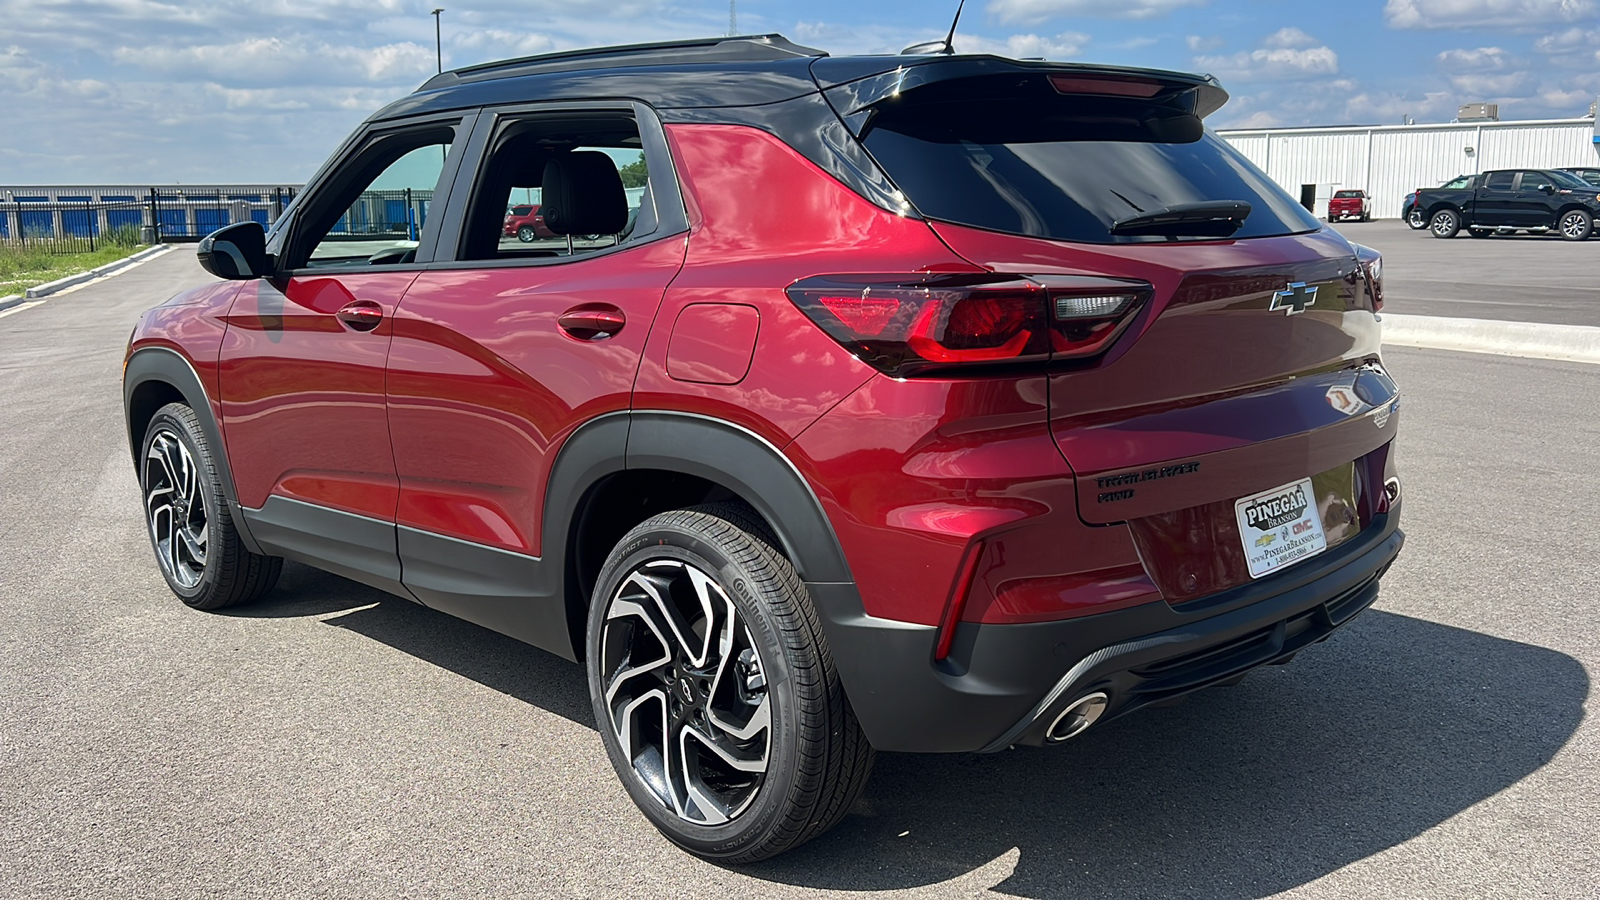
top-left (541, 151), bottom-right (627, 236)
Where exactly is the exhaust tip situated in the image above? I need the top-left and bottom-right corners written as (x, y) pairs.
top-left (1045, 692), bottom-right (1108, 743)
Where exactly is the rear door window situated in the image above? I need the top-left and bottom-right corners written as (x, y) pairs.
top-left (856, 77), bottom-right (1320, 244)
top-left (1483, 171), bottom-right (1515, 191)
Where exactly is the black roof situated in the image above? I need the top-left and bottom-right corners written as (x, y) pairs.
top-left (371, 33), bottom-right (1226, 123)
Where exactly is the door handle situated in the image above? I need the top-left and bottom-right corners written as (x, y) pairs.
top-left (336, 301), bottom-right (384, 332)
top-left (558, 305), bottom-right (625, 341)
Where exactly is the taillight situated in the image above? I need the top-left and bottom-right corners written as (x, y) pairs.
top-left (1353, 244), bottom-right (1383, 311)
top-left (787, 273), bottom-right (1149, 377)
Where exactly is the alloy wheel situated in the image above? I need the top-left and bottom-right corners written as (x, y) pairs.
top-left (143, 428), bottom-right (208, 590)
top-left (598, 558), bottom-right (771, 827)
top-left (1561, 212), bottom-right (1589, 240)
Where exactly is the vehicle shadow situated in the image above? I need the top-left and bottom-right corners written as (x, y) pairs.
top-left (748, 611), bottom-right (1587, 898)
top-left (237, 566), bottom-right (1586, 899)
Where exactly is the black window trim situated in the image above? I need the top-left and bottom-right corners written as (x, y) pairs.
top-left (271, 110), bottom-right (480, 277)
top-left (423, 99), bottom-right (690, 271)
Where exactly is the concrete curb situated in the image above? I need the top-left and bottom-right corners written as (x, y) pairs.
top-left (23, 244), bottom-right (172, 300)
top-left (1382, 313), bottom-right (1600, 365)
top-left (0, 294), bottom-right (23, 313)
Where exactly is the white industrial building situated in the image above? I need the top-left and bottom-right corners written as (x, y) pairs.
top-left (1217, 117), bottom-right (1600, 220)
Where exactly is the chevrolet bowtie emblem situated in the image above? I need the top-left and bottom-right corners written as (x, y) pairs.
top-left (1270, 281), bottom-right (1318, 315)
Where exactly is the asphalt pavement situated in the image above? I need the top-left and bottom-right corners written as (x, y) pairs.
top-left (1330, 219), bottom-right (1600, 326)
top-left (2, 249), bottom-right (1597, 898)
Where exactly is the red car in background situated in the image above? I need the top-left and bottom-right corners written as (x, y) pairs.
top-left (1328, 189), bottom-right (1370, 221)
top-left (126, 35), bottom-right (1402, 863)
top-left (503, 203), bottom-right (555, 240)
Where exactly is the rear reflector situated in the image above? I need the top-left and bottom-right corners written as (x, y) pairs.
top-left (788, 273), bottom-right (1150, 377)
top-left (935, 541), bottom-right (985, 661)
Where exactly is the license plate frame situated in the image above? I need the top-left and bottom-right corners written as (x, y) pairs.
top-left (1234, 478), bottom-right (1328, 579)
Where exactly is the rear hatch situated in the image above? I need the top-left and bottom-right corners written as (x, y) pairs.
top-left (834, 61), bottom-right (1397, 599)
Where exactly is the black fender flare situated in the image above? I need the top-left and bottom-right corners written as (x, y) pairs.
top-left (622, 411), bottom-right (853, 584)
top-left (543, 410), bottom-right (869, 663)
top-left (123, 346), bottom-right (264, 554)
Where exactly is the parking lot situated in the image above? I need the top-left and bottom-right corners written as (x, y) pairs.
top-left (2, 247), bottom-right (1597, 898)
top-left (1330, 219), bottom-right (1600, 326)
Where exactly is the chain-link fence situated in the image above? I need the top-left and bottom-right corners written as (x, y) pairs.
top-left (0, 187), bottom-right (300, 253)
top-left (2, 186), bottom-right (442, 254)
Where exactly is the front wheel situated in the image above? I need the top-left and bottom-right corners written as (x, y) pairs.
top-left (1559, 210), bottom-right (1592, 241)
top-left (141, 403), bottom-right (281, 609)
top-left (1430, 209), bottom-right (1461, 239)
top-left (517, 225), bottom-right (536, 242)
top-left (586, 503), bottom-right (873, 863)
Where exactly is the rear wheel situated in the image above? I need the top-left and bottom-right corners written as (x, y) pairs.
top-left (1430, 209), bottom-right (1461, 239)
top-left (141, 403), bottom-right (281, 610)
top-left (1559, 210), bottom-right (1592, 241)
top-left (1407, 208), bottom-right (1426, 229)
top-left (586, 503), bottom-right (873, 862)
top-left (517, 225), bottom-right (536, 242)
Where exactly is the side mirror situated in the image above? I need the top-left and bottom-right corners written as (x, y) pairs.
top-left (197, 221), bottom-right (270, 280)
top-left (1540, 183), bottom-right (1557, 195)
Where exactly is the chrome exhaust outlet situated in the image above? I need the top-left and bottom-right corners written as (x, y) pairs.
top-left (1045, 692), bottom-right (1108, 743)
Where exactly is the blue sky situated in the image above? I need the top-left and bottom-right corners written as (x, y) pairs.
top-left (3, 0), bottom-right (1598, 183)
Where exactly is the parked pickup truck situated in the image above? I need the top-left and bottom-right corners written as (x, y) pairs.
top-left (1416, 168), bottom-right (1600, 241)
top-left (1328, 189), bottom-right (1370, 221)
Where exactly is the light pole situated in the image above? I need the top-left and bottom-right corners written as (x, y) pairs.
top-left (432, 8), bottom-right (444, 74)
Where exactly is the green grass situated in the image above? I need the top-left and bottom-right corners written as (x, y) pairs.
top-left (0, 227), bottom-right (150, 296)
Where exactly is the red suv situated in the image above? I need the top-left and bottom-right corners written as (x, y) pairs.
top-left (502, 203), bottom-right (553, 241)
top-left (124, 35), bottom-right (1402, 863)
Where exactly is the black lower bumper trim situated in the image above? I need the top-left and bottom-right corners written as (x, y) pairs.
top-left (810, 513), bottom-right (1403, 754)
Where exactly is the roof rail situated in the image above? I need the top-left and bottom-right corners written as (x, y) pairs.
top-left (419, 34), bottom-right (827, 90)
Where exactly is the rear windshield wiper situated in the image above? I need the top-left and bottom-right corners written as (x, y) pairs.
top-left (1111, 201), bottom-right (1252, 236)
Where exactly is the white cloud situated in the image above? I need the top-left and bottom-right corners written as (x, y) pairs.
top-left (1436, 46), bottom-right (1515, 69)
top-left (1447, 70), bottom-right (1536, 93)
top-left (956, 31), bottom-right (1092, 58)
top-left (1384, 0), bottom-right (1597, 30)
top-left (986, 0), bottom-right (1205, 26)
top-left (113, 38), bottom-right (435, 86)
top-left (1195, 31), bottom-right (1340, 81)
top-left (1263, 27), bottom-right (1319, 49)
top-left (1535, 26), bottom-right (1600, 51)
top-left (1186, 34), bottom-right (1225, 51)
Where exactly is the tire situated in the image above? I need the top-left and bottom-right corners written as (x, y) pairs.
top-left (140, 403), bottom-right (281, 610)
top-left (517, 225), bottom-right (536, 242)
top-left (1468, 227), bottom-right (1493, 238)
top-left (1407, 208), bottom-right (1427, 230)
top-left (1430, 209), bottom-right (1461, 239)
top-left (1361, 212), bottom-right (1371, 222)
top-left (1559, 210), bottom-right (1592, 241)
top-left (586, 503), bottom-right (873, 863)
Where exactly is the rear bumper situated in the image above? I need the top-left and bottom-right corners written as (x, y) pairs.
top-left (811, 510), bottom-right (1403, 754)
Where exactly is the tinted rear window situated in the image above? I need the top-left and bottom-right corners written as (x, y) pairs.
top-left (1333, 190), bottom-right (1362, 198)
top-left (510, 205), bottom-right (535, 215)
top-left (859, 86), bottom-right (1321, 244)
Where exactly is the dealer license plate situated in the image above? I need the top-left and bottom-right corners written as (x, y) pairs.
top-left (1234, 478), bottom-right (1328, 579)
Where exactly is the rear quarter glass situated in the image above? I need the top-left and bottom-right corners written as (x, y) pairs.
top-left (857, 79), bottom-right (1320, 244)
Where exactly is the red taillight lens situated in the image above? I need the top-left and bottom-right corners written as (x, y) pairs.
top-left (788, 273), bottom-right (1148, 377)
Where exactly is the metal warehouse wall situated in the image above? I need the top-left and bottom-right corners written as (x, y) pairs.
top-left (1218, 119), bottom-right (1598, 220)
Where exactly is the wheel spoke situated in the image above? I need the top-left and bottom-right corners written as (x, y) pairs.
top-left (685, 722), bottom-right (766, 773)
top-left (599, 554), bottom-right (773, 828)
top-left (178, 524), bottom-right (206, 568)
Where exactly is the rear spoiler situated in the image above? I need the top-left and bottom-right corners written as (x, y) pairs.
top-left (815, 56), bottom-right (1229, 135)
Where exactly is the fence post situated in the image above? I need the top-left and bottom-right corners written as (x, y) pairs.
top-left (86, 198), bottom-right (95, 252)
